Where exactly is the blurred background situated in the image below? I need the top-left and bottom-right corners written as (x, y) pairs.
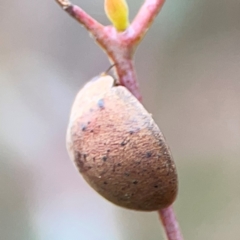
top-left (1, 0), bottom-right (240, 239)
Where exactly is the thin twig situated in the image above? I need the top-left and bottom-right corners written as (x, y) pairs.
top-left (55, 0), bottom-right (104, 38)
top-left (159, 206), bottom-right (183, 240)
top-left (130, 0), bottom-right (166, 43)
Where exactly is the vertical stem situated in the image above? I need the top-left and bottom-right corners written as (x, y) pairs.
top-left (111, 57), bottom-right (141, 101)
top-left (159, 206), bottom-right (183, 240)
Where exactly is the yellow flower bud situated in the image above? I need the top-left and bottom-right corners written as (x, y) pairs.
top-left (104, 0), bottom-right (130, 31)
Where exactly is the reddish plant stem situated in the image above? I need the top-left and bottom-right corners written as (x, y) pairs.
top-left (56, 0), bottom-right (141, 99)
top-left (55, 0), bottom-right (183, 239)
top-left (55, 0), bottom-right (167, 100)
top-left (159, 206), bottom-right (183, 240)
top-left (94, 26), bottom-right (141, 100)
top-left (130, 0), bottom-right (165, 44)
top-left (56, 0), bottom-right (105, 36)
top-left (68, 6), bottom-right (104, 38)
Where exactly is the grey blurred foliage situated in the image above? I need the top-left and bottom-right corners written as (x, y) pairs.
top-left (0, 0), bottom-right (240, 240)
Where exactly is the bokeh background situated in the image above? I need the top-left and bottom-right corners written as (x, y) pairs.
top-left (1, 0), bottom-right (240, 239)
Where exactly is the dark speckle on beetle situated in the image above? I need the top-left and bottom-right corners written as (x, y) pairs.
top-left (120, 138), bottom-right (130, 146)
top-left (98, 99), bottom-right (105, 109)
top-left (146, 152), bottom-right (152, 158)
top-left (81, 124), bottom-right (87, 131)
top-left (159, 140), bottom-right (164, 146)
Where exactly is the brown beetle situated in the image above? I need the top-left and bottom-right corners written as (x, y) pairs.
top-left (66, 74), bottom-right (178, 211)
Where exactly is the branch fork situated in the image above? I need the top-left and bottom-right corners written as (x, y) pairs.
top-left (56, 0), bottom-right (165, 101)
